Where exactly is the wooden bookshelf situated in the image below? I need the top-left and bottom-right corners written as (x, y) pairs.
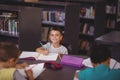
top-left (105, 0), bottom-right (120, 32)
top-left (0, 3), bottom-right (42, 51)
top-left (67, 0), bottom-right (106, 54)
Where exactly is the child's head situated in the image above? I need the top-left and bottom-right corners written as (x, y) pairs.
top-left (0, 42), bottom-right (21, 68)
top-left (90, 44), bottom-right (111, 67)
top-left (49, 27), bottom-right (63, 44)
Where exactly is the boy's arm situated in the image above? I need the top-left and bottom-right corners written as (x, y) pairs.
top-left (73, 70), bottom-right (80, 80)
top-left (36, 47), bottom-right (49, 55)
top-left (16, 62), bottom-right (28, 69)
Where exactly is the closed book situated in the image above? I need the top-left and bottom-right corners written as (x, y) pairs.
top-left (61, 55), bottom-right (83, 68)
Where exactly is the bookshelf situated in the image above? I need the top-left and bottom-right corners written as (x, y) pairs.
top-left (0, 6), bottom-right (19, 44)
top-left (68, 0), bottom-right (106, 54)
top-left (105, 0), bottom-right (120, 32)
top-left (0, 3), bottom-right (42, 51)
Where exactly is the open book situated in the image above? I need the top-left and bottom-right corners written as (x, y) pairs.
top-left (17, 63), bottom-right (45, 79)
top-left (19, 51), bottom-right (58, 61)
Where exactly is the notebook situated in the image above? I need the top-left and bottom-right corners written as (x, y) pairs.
top-left (61, 55), bottom-right (83, 68)
top-left (17, 63), bottom-right (45, 79)
top-left (19, 51), bottom-right (58, 61)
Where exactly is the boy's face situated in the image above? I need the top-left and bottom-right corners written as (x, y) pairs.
top-left (49, 30), bottom-right (63, 44)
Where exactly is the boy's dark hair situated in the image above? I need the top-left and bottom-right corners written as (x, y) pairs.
top-left (50, 27), bottom-right (63, 35)
top-left (90, 44), bottom-right (111, 64)
top-left (0, 42), bottom-right (21, 62)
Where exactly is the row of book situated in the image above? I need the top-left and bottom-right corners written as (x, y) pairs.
top-left (106, 5), bottom-right (116, 14)
top-left (40, 27), bottom-right (50, 42)
top-left (42, 10), bottom-right (65, 26)
top-left (80, 6), bottom-right (95, 19)
top-left (0, 16), bottom-right (18, 35)
top-left (106, 19), bottom-right (115, 28)
top-left (79, 40), bottom-right (90, 53)
top-left (80, 23), bottom-right (94, 36)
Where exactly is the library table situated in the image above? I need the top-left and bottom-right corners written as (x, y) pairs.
top-left (19, 55), bottom-right (87, 80)
top-left (96, 31), bottom-right (120, 46)
top-left (95, 31), bottom-right (120, 62)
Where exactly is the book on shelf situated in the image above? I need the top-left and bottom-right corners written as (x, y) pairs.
top-left (19, 51), bottom-right (59, 61)
top-left (0, 12), bottom-right (19, 35)
top-left (42, 10), bottom-right (65, 26)
top-left (79, 39), bottom-right (91, 54)
top-left (80, 6), bottom-right (95, 19)
top-left (81, 23), bottom-right (94, 35)
top-left (17, 63), bottom-right (45, 79)
top-left (41, 27), bottom-right (49, 42)
top-left (106, 19), bottom-right (115, 28)
top-left (82, 23), bottom-right (88, 34)
top-left (79, 40), bottom-right (89, 50)
top-left (106, 5), bottom-right (116, 14)
top-left (87, 25), bottom-right (94, 35)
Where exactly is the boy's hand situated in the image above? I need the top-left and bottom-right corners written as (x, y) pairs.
top-left (43, 50), bottom-right (49, 55)
top-left (16, 62), bottom-right (28, 69)
top-left (25, 70), bottom-right (34, 80)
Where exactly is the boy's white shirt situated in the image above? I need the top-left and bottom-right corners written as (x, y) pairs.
top-left (43, 42), bottom-right (68, 54)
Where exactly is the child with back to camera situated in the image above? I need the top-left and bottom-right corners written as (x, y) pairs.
top-left (0, 42), bottom-right (34, 80)
top-left (75, 44), bottom-right (120, 80)
top-left (36, 27), bottom-right (68, 55)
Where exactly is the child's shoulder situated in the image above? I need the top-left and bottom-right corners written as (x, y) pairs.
top-left (0, 68), bottom-right (16, 71)
top-left (0, 68), bottom-right (16, 76)
top-left (60, 45), bottom-right (67, 49)
top-left (45, 42), bottom-right (51, 45)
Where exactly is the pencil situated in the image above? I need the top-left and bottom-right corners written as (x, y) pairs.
top-left (58, 54), bottom-right (62, 60)
top-left (36, 53), bottom-right (40, 58)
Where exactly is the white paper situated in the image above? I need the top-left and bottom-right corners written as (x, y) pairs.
top-left (73, 77), bottom-right (79, 80)
top-left (17, 63), bottom-right (45, 79)
top-left (114, 62), bottom-right (120, 69)
top-left (19, 51), bottom-right (39, 59)
top-left (82, 58), bottom-right (120, 69)
top-left (82, 58), bottom-right (93, 68)
top-left (37, 53), bottom-right (58, 61)
top-left (73, 70), bottom-right (80, 80)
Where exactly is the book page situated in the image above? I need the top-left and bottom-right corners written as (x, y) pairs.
top-left (19, 51), bottom-right (39, 60)
top-left (82, 58), bottom-right (120, 69)
top-left (82, 58), bottom-right (93, 68)
top-left (114, 62), bottom-right (120, 69)
top-left (73, 76), bottom-right (79, 80)
top-left (17, 63), bottom-right (45, 79)
top-left (37, 53), bottom-right (58, 61)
